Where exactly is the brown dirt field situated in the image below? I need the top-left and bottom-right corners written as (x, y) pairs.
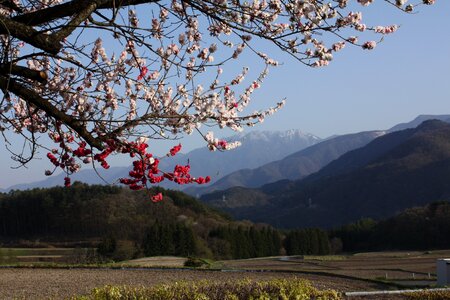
top-left (0, 268), bottom-right (385, 299)
top-left (220, 251), bottom-right (446, 282)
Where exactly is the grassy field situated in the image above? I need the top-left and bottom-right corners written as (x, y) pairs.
top-left (0, 250), bottom-right (449, 298)
top-left (120, 256), bottom-right (187, 267)
top-left (0, 247), bottom-right (95, 264)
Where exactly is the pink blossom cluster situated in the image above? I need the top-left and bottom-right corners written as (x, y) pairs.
top-left (205, 131), bottom-right (242, 151)
top-left (374, 25), bottom-right (399, 35)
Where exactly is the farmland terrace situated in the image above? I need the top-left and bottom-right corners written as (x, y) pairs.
top-left (1, 250), bottom-right (449, 298)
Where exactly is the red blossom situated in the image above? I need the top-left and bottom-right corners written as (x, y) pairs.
top-left (217, 140), bottom-right (227, 149)
top-left (129, 183), bottom-right (144, 190)
top-left (100, 160), bottom-right (110, 169)
top-left (117, 142), bottom-right (210, 202)
top-left (50, 138), bottom-right (210, 203)
top-left (169, 144), bottom-right (182, 156)
top-left (194, 176), bottom-right (211, 184)
top-left (137, 66), bottom-right (148, 81)
top-left (73, 145), bottom-right (91, 157)
top-left (151, 192), bottom-right (163, 203)
top-left (47, 152), bottom-right (59, 166)
top-left (149, 174), bottom-right (164, 183)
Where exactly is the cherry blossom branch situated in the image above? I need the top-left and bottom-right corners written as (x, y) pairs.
top-left (0, 75), bottom-right (104, 149)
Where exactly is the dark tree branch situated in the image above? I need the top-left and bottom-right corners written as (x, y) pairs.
top-left (12, 0), bottom-right (159, 27)
top-left (1, 0), bottom-right (161, 54)
top-left (0, 15), bottom-right (61, 54)
top-left (0, 0), bottom-right (23, 13)
top-left (52, 0), bottom-right (108, 41)
top-left (0, 64), bottom-right (48, 83)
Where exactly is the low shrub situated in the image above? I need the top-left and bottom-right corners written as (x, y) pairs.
top-left (184, 257), bottom-right (209, 268)
top-left (404, 289), bottom-right (450, 300)
top-left (78, 278), bottom-right (341, 300)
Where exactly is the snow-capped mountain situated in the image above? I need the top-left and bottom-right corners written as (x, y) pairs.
top-left (3, 129), bottom-right (321, 191)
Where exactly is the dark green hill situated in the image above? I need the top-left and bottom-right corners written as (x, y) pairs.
top-left (201, 120), bottom-right (450, 228)
top-left (332, 201), bottom-right (450, 251)
top-left (0, 183), bottom-right (286, 260)
top-left (0, 183), bottom-right (229, 240)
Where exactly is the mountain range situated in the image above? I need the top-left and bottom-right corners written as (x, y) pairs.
top-left (3, 129), bottom-right (321, 191)
top-left (4, 115), bottom-right (450, 193)
top-left (186, 114), bottom-right (450, 196)
top-left (185, 131), bottom-right (384, 196)
top-left (387, 114), bottom-right (450, 132)
top-left (200, 120), bottom-right (450, 228)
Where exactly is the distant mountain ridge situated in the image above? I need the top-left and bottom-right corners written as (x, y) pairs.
top-left (4, 129), bottom-right (321, 191)
top-left (5, 115), bottom-right (450, 192)
top-left (201, 120), bottom-right (450, 228)
top-left (185, 130), bottom-right (384, 196)
top-left (387, 114), bottom-right (450, 132)
top-left (187, 115), bottom-right (450, 195)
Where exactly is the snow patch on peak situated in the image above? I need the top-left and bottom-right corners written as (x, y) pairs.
top-left (229, 129), bottom-right (321, 143)
top-left (373, 130), bottom-right (386, 137)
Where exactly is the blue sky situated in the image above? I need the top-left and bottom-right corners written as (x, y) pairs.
top-left (1, 1), bottom-right (449, 189)
top-left (254, 1), bottom-right (450, 135)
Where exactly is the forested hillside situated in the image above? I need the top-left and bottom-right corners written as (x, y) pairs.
top-left (2, 184), bottom-right (450, 260)
top-left (0, 184), bottom-right (330, 260)
top-left (0, 183), bottom-right (225, 240)
top-left (331, 201), bottom-right (450, 252)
